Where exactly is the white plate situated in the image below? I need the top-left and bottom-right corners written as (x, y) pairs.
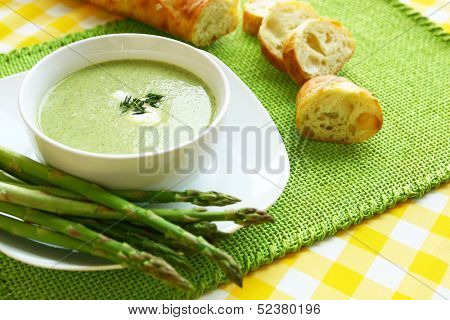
top-left (0, 55), bottom-right (290, 271)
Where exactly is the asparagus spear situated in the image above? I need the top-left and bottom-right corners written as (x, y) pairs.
top-left (0, 202), bottom-right (193, 291)
top-left (0, 214), bottom-right (121, 264)
top-left (0, 146), bottom-right (243, 285)
top-left (2, 169), bottom-right (240, 207)
top-left (114, 189), bottom-right (240, 206)
top-left (0, 181), bottom-right (122, 219)
top-left (0, 180), bottom-right (86, 201)
top-left (154, 207), bottom-right (274, 225)
top-left (70, 217), bottom-right (192, 271)
top-left (0, 181), bottom-right (271, 226)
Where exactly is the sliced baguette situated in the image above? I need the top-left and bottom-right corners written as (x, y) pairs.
top-left (193, 0), bottom-right (241, 46)
top-left (243, 0), bottom-right (285, 36)
top-left (283, 17), bottom-right (355, 85)
top-left (258, 1), bottom-right (319, 70)
top-left (296, 76), bottom-right (382, 143)
top-left (86, 0), bottom-right (240, 47)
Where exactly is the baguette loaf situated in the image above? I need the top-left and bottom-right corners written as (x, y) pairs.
top-left (243, 0), bottom-right (285, 36)
top-left (283, 17), bottom-right (355, 85)
top-left (258, 1), bottom-right (319, 70)
top-left (86, 0), bottom-right (240, 47)
top-left (296, 76), bottom-right (382, 143)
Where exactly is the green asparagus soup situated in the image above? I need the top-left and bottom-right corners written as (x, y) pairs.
top-left (39, 60), bottom-right (217, 154)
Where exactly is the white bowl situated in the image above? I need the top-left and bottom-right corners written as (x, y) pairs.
top-left (18, 34), bottom-right (230, 189)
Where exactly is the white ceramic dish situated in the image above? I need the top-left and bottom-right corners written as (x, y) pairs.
top-left (0, 55), bottom-right (290, 271)
top-left (19, 34), bottom-right (230, 189)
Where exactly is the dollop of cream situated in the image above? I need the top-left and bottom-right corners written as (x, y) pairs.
top-left (112, 90), bottom-right (128, 101)
top-left (127, 105), bottom-right (162, 126)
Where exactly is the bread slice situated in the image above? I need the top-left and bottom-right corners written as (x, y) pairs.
top-left (243, 0), bottom-right (285, 36)
top-left (283, 17), bottom-right (355, 85)
top-left (258, 1), bottom-right (319, 70)
top-left (296, 76), bottom-right (383, 143)
top-left (193, 0), bottom-right (241, 46)
top-left (87, 0), bottom-right (240, 47)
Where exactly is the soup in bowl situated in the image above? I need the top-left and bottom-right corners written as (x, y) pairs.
top-left (19, 34), bottom-right (229, 189)
top-left (39, 59), bottom-right (217, 154)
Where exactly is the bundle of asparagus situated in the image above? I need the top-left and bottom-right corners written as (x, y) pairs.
top-left (0, 146), bottom-right (274, 291)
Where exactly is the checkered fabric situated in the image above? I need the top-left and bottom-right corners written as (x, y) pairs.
top-left (0, 0), bottom-right (448, 300)
top-left (204, 183), bottom-right (450, 299)
top-left (0, 0), bottom-right (119, 53)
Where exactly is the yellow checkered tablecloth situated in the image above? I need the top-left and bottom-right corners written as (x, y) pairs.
top-left (209, 184), bottom-right (450, 299)
top-left (0, 0), bottom-right (449, 300)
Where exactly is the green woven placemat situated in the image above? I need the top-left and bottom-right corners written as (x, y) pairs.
top-left (0, 0), bottom-right (449, 299)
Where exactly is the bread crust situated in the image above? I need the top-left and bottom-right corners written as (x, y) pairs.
top-left (298, 75), bottom-right (347, 101)
top-left (283, 18), bottom-right (355, 85)
top-left (258, 34), bottom-right (286, 70)
top-left (86, 0), bottom-right (238, 46)
top-left (282, 34), bottom-right (310, 85)
top-left (243, 9), bottom-right (263, 36)
top-left (243, 0), bottom-right (283, 36)
top-left (296, 76), bottom-right (383, 144)
top-left (258, 1), bottom-right (319, 72)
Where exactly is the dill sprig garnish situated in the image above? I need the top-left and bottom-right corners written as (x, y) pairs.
top-left (143, 93), bottom-right (165, 107)
top-left (119, 92), bottom-right (164, 115)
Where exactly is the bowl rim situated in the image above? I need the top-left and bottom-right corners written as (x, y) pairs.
top-left (18, 33), bottom-right (230, 160)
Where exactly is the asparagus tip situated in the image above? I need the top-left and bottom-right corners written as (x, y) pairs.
top-left (185, 190), bottom-right (241, 207)
top-left (142, 260), bottom-right (194, 292)
top-left (234, 208), bottom-right (274, 225)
